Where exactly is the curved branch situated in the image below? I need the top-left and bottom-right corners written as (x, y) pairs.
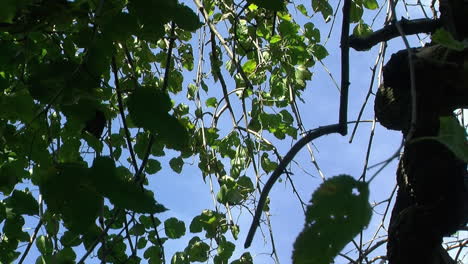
top-left (245, 0), bottom-right (353, 248)
top-left (244, 124), bottom-right (342, 248)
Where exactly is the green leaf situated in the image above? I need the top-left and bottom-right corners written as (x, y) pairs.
top-left (43, 212), bottom-right (59, 236)
top-left (0, 0), bottom-right (19, 23)
top-left (231, 252), bottom-right (253, 264)
top-left (413, 116), bottom-right (468, 162)
top-left (185, 236), bottom-right (210, 262)
top-left (350, 1), bottom-right (364, 23)
top-left (353, 20), bottom-right (373, 38)
top-left (146, 159), bottom-right (162, 174)
top-left (144, 245), bottom-right (163, 263)
top-left (206, 97), bottom-right (218, 108)
top-left (36, 235), bottom-right (53, 255)
top-left (112, 183), bottom-right (165, 214)
top-left (57, 138), bottom-right (82, 163)
top-left (127, 87), bottom-right (172, 126)
top-left (278, 20), bottom-right (299, 38)
top-left (128, 87), bottom-right (189, 150)
top-left (436, 117), bottom-right (468, 162)
top-left (0, 202), bottom-right (6, 223)
top-left (0, 89), bottom-right (37, 123)
top-left (130, 223), bottom-right (146, 236)
top-left (230, 224), bottom-right (239, 240)
top-left (304, 23), bottom-right (320, 43)
top-left (292, 175), bottom-right (372, 264)
top-left (217, 239), bottom-right (235, 260)
top-left (82, 132), bottom-right (104, 153)
top-left (3, 214), bottom-right (29, 241)
top-left (174, 4), bottom-right (203, 31)
top-left (4, 189), bottom-right (38, 216)
top-left (102, 12), bottom-right (138, 42)
top-left (90, 156), bottom-right (168, 214)
top-left (137, 237), bottom-right (148, 249)
top-left (60, 231), bottom-right (82, 247)
top-left (237, 176), bottom-right (254, 194)
top-left (164, 217), bottom-right (186, 239)
top-left (311, 0), bottom-right (333, 22)
top-left (85, 36), bottom-right (113, 77)
top-left (296, 4), bottom-right (309, 16)
top-left (0, 238), bottom-right (20, 263)
top-left (431, 29), bottom-right (466, 51)
top-left (242, 60), bottom-right (257, 75)
top-left (37, 163), bottom-right (101, 233)
top-left (172, 252), bottom-right (189, 264)
top-left (216, 185), bottom-right (229, 204)
top-left (363, 0), bottom-right (378, 9)
top-left (54, 247), bottom-right (76, 263)
top-left (269, 35), bottom-right (282, 44)
top-left (295, 65), bottom-right (313, 88)
top-left (189, 210), bottom-right (227, 238)
top-left (189, 215), bottom-right (204, 233)
top-left (0, 160), bottom-right (24, 195)
top-left (168, 70), bottom-right (184, 94)
top-left (311, 44), bottom-right (328, 60)
top-left (248, 0), bottom-right (285, 11)
top-left (260, 153), bottom-right (278, 173)
top-left (169, 157), bottom-right (184, 174)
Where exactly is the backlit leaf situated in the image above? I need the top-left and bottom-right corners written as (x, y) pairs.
top-left (248, 0), bottom-right (285, 11)
top-left (432, 29), bottom-right (466, 51)
top-left (165, 217), bottom-right (186, 239)
top-left (311, 0), bottom-right (333, 22)
top-left (186, 236), bottom-right (210, 262)
top-left (353, 20), bottom-right (373, 38)
top-left (36, 235), bottom-right (53, 255)
top-left (170, 157), bottom-right (184, 173)
top-left (414, 116), bottom-right (468, 162)
top-left (4, 190), bottom-right (38, 216)
top-left (363, 0), bottom-right (379, 10)
top-left (174, 4), bottom-right (203, 31)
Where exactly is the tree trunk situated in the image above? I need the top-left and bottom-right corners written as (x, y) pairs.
top-left (374, 1), bottom-right (468, 263)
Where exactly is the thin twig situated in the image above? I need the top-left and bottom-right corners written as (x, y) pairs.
top-left (210, 31), bottom-right (237, 124)
top-left (78, 209), bottom-right (123, 263)
top-left (135, 21), bottom-right (176, 183)
top-left (111, 56), bottom-right (139, 172)
top-left (349, 42), bottom-right (386, 143)
top-left (18, 219), bottom-right (43, 264)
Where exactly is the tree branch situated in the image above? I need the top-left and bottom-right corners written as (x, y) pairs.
top-left (349, 18), bottom-right (441, 51)
top-left (111, 56), bottom-right (139, 172)
top-left (245, 0), bottom-right (353, 248)
top-left (244, 124), bottom-right (342, 248)
top-left (339, 0), bottom-right (351, 135)
top-left (18, 219), bottom-right (43, 264)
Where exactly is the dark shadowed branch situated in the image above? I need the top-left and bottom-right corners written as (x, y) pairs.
top-left (350, 18), bottom-right (441, 51)
top-left (244, 124), bottom-right (342, 248)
